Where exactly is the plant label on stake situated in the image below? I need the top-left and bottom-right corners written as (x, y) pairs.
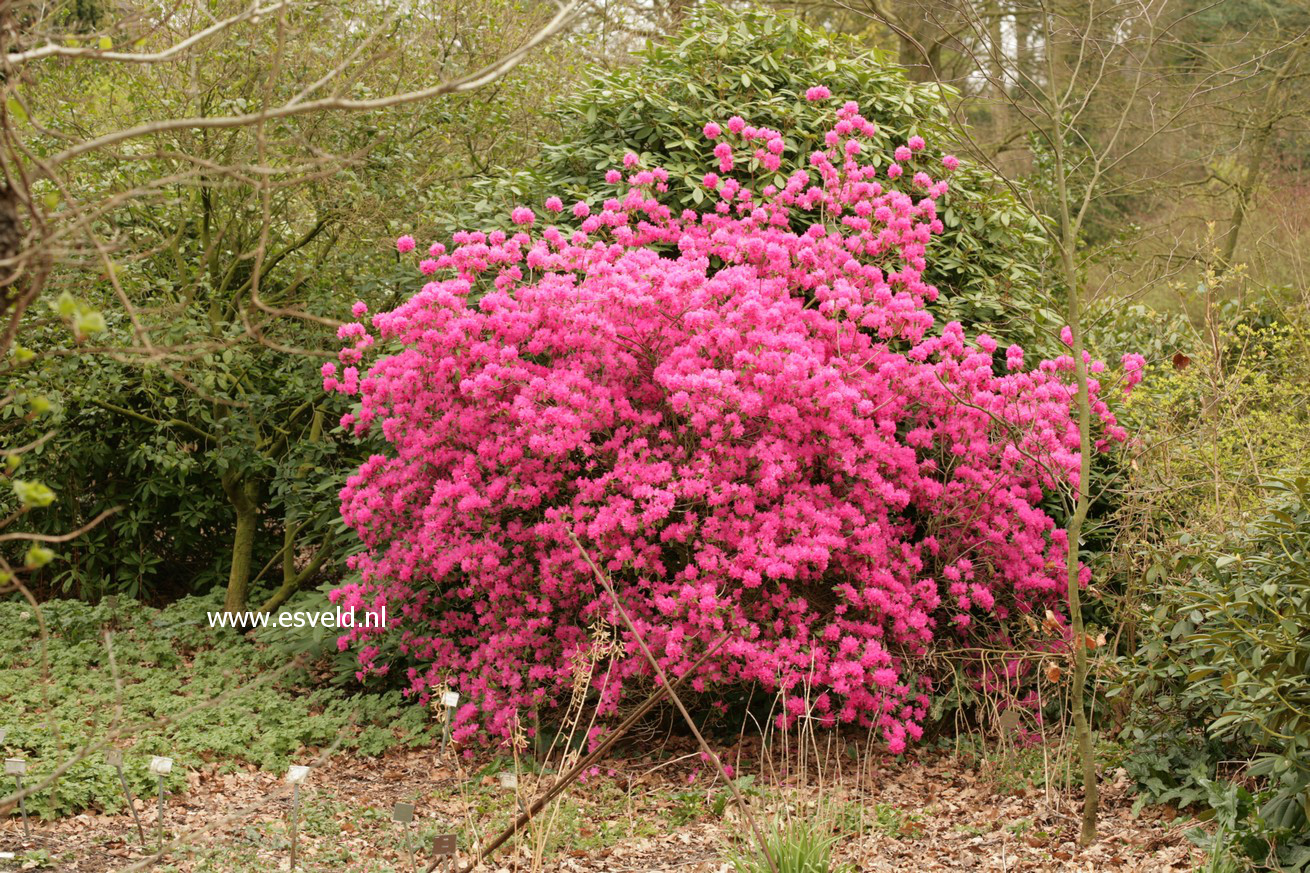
top-left (149, 756), bottom-right (172, 848)
top-left (431, 833), bottom-right (456, 872)
top-left (4, 758), bottom-right (29, 840)
top-left (498, 772), bottom-right (517, 790)
top-left (392, 802), bottom-right (416, 873)
top-left (106, 749), bottom-right (145, 845)
top-left (439, 691), bottom-right (459, 752)
top-left (286, 765), bottom-right (310, 869)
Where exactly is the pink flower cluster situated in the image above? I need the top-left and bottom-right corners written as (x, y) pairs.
top-left (325, 94), bottom-right (1136, 752)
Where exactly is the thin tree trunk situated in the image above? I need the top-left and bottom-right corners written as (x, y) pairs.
top-left (258, 535), bottom-right (333, 614)
top-left (1219, 45), bottom-right (1303, 271)
top-left (1064, 271), bottom-right (1100, 847)
top-left (257, 408), bottom-right (328, 614)
top-left (1053, 134), bottom-right (1100, 850)
top-left (221, 474), bottom-right (260, 614)
top-left (1044, 8), bottom-right (1098, 835)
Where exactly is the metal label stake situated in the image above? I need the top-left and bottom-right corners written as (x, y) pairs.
top-left (431, 834), bottom-right (456, 872)
top-left (286, 765), bottom-right (310, 869)
top-left (4, 758), bottom-right (29, 840)
top-left (439, 691), bottom-right (459, 753)
top-left (106, 750), bottom-right (145, 845)
top-left (393, 802), bottom-right (416, 873)
top-left (148, 756), bottom-right (173, 848)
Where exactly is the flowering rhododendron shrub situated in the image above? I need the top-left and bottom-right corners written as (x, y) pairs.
top-left (325, 93), bottom-right (1144, 752)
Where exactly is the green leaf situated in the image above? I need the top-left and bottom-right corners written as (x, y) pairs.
top-left (12, 479), bottom-right (57, 508)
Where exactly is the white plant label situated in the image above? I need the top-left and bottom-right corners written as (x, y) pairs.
top-left (4, 758), bottom-right (26, 776)
top-left (286, 765), bottom-right (311, 784)
top-left (148, 756), bottom-right (173, 776)
top-left (441, 691), bottom-right (460, 709)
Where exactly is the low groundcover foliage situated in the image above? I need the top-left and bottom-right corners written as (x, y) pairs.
top-left (325, 93), bottom-right (1144, 752)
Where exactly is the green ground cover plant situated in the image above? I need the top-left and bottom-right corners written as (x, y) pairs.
top-left (0, 595), bottom-right (433, 818)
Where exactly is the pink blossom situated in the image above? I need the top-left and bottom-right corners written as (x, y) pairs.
top-left (328, 96), bottom-right (1135, 756)
top-left (805, 85), bottom-right (832, 101)
top-left (942, 155), bottom-right (960, 171)
top-left (511, 207), bottom-right (535, 226)
top-left (395, 235), bottom-right (415, 254)
top-left (908, 135), bottom-right (926, 151)
top-left (545, 196), bottom-right (564, 213)
top-left (704, 122), bottom-right (722, 139)
top-left (1121, 353), bottom-right (1146, 393)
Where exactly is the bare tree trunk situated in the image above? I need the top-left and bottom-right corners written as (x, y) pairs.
top-left (1219, 45), bottom-right (1303, 271)
top-left (1063, 254), bottom-right (1100, 847)
top-left (221, 474), bottom-right (260, 614)
top-left (1052, 108), bottom-right (1100, 852)
top-left (1046, 4), bottom-right (1099, 841)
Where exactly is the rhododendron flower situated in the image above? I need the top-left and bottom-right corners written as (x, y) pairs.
top-left (395, 235), bottom-right (415, 253)
top-left (942, 155), bottom-right (960, 171)
top-left (1006, 344), bottom-right (1025, 371)
top-left (544, 196), bottom-right (564, 213)
top-left (805, 85), bottom-right (832, 101)
top-left (704, 121), bottom-right (722, 138)
top-left (908, 135), bottom-right (925, 151)
top-left (894, 146), bottom-right (912, 162)
top-left (328, 96), bottom-right (1138, 756)
top-left (1121, 353), bottom-right (1147, 392)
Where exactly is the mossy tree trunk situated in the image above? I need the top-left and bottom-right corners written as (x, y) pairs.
top-left (221, 473), bottom-right (261, 614)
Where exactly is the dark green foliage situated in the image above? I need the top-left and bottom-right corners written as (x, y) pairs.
top-left (2, 323), bottom-right (356, 603)
top-left (445, 3), bottom-right (1062, 355)
top-left (1116, 476), bottom-right (1310, 870)
top-left (0, 596), bottom-right (439, 818)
